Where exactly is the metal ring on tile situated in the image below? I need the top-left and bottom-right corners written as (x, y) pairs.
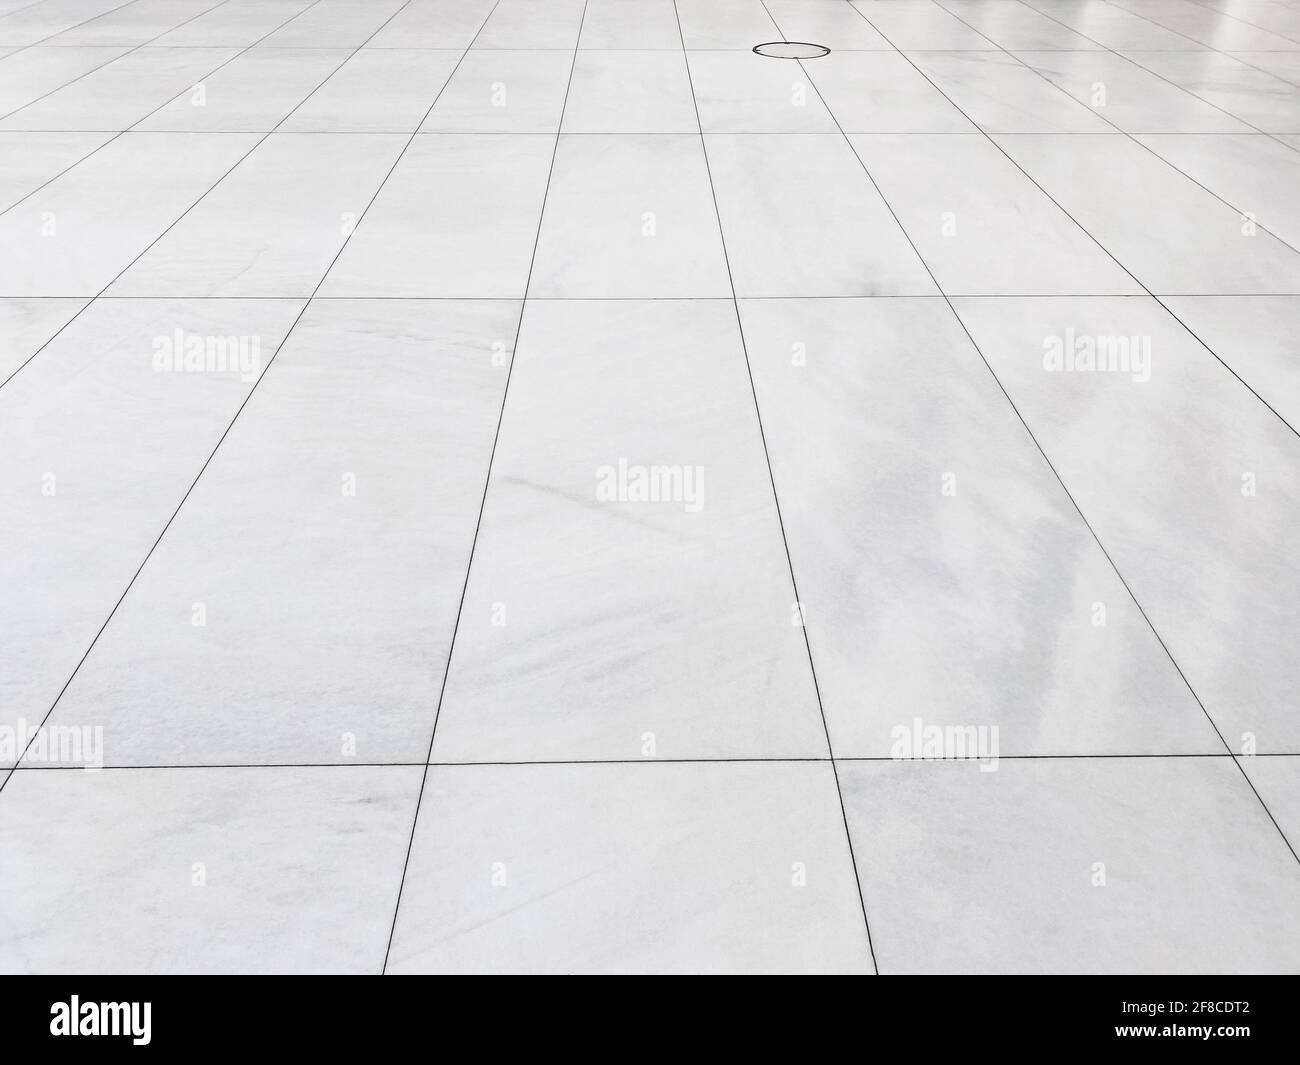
top-left (752, 41), bottom-right (831, 59)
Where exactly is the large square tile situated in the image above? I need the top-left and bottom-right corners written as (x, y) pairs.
top-left (388, 762), bottom-right (873, 974)
top-left (0, 45), bottom-right (241, 131)
top-left (841, 758), bottom-right (1300, 973)
top-left (0, 131), bottom-right (259, 296)
top-left (135, 47), bottom-right (351, 132)
top-left (0, 298), bottom-right (304, 762)
top-left (562, 50), bottom-right (698, 133)
top-left (0, 295), bottom-right (88, 382)
top-left (849, 133), bottom-right (1142, 294)
top-left (530, 134), bottom-right (732, 297)
top-left (281, 49), bottom-right (461, 132)
top-left (0, 131), bottom-right (114, 211)
top-left (1158, 294), bottom-right (1300, 429)
top-left (686, 50), bottom-right (839, 133)
top-left (109, 133), bottom-right (409, 297)
top-left (0, 765), bottom-right (421, 973)
top-left (40, 299), bottom-right (518, 767)
top-left (705, 132), bottom-right (938, 296)
top-left (432, 299), bottom-right (827, 762)
top-left (420, 49), bottom-right (573, 134)
top-left (319, 133), bottom-right (555, 297)
top-left (994, 133), bottom-right (1300, 293)
top-left (741, 297), bottom-right (1217, 757)
top-left (954, 295), bottom-right (1300, 752)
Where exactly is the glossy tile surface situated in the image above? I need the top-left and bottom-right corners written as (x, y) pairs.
top-left (740, 297), bottom-right (1219, 757)
top-left (0, 766), bottom-right (422, 973)
top-left (3, 0), bottom-right (1297, 976)
top-left (387, 762), bottom-right (873, 974)
top-left (842, 758), bottom-right (1300, 973)
top-left (953, 295), bottom-right (1300, 752)
top-left (0, 298), bottom-right (305, 763)
top-left (40, 299), bottom-right (518, 766)
top-left (431, 298), bottom-right (825, 761)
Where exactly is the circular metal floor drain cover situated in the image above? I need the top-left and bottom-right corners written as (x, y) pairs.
top-left (752, 41), bottom-right (830, 59)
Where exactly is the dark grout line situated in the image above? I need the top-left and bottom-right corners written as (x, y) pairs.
top-left (376, 0), bottom-right (581, 977)
top-left (6, 752), bottom-right (1296, 773)
top-left (679, 0), bottom-right (884, 977)
top-left (6, 128), bottom-right (1300, 137)
top-left (7, 291), bottom-right (1300, 300)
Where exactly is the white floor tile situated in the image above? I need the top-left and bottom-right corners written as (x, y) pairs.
top-left (0, 131), bottom-right (259, 296)
top-left (1124, 49), bottom-right (1300, 131)
top-left (675, 0), bottom-right (780, 49)
top-left (319, 133), bottom-right (554, 297)
top-left (848, 133), bottom-right (1142, 294)
top-left (135, 47), bottom-right (351, 132)
top-left (762, 0), bottom-right (892, 49)
top-left (686, 49), bottom-right (839, 132)
top-left (562, 49), bottom-right (697, 133)
top-left (0, 295), bottom-right (88, 381)
top-left (365, 0), bottom-right (496, 49)
top-left (44, 0), bottom-right (226, 47)
top-left (109, 133), bottom-right (408, 297)
top-left (0, 45), bottom-right (241, 131)
top-left (1015, 50), bottom-right (1254, 132)
top-left (261, 0), bottom-right (407, 48)
top-left (1228, 51), bottom-right (1300, 85)
top-left (1107, 0), bottom-right (1300, 50)
top-left (933, 0), bottom-right (1107, 50)
top-left (1159, 294), bottom-right (1300, 428)
top-left (0, 130), bottom-right (113, 210)
top-left (850, 0), bottom-right (1000, 49)
top-left (420, 49), bottom-right (573, 134)
top-left (800, 50), bottom-right (977, 132)
top-left (579, 0), bottom-right (683, 49)
top-left (741, 297), bottom-right (1217, 756)
top-left (432, 299), bottom-right (826, 762)
top-left (954, 295), bottom-right (1300, 752)
top-left (388, 762), bottom-right (873, 974)
top-left (994, 132), bottom-right (1300, 292)
top-left (909, 50), bottom-right (1113, 133)
top-left (152, 0), bottom-right (317, 47)
top-left (705, 132), bottom-right (938, 296)
top-left (0, 0), bottom-right (142, 46)
top-left (1133, 132), bottom-right (1300, 248)
top-left (0, 298), bottom-right (304, 760)
top-left (1241, 756), bottom-right (1300, 853)
top-left (1018, 0), bottom-right (1212, 50)
top-left (280, 49), bottom-right (461, 132)
top-left (841, 758), bottom-right (1300, 973)
top-left (0, 766), bottom-right (422, 973)
top-left (41, 299), bottom-right (517, 767)
top-left (0, 45), bottom-right (130, 116)
top-left (530, 134), bottom-right (732, 297)
top-left (472, 0), bottom-right (586, 50)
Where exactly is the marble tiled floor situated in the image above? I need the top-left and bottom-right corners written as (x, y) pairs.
top-left (1, 0), bottom-right (1298, 975)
